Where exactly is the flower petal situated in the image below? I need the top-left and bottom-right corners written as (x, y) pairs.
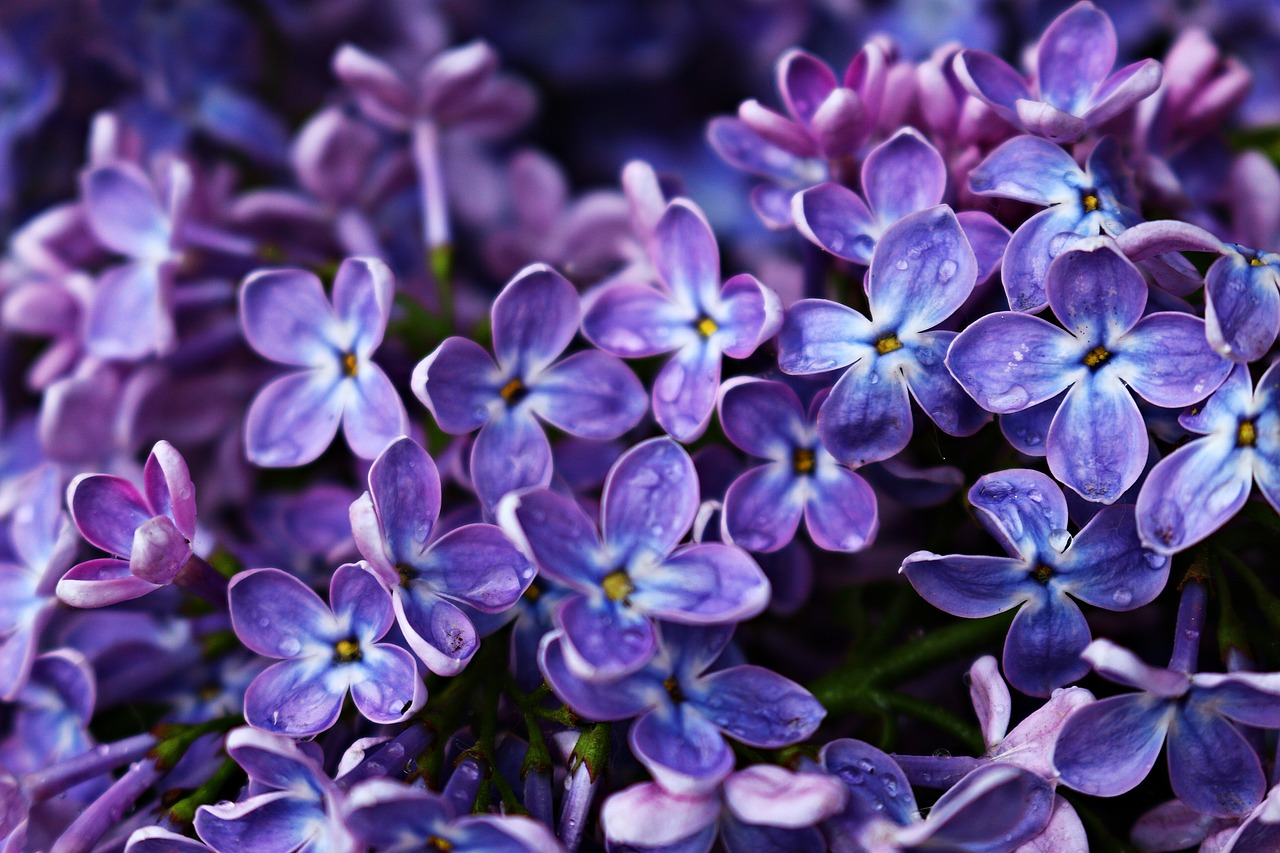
top-left (867, 205), bottom-right (977, 333)
top-left (723, 765), bottom-right (847, 828)
top-left (914, 764), bottom-right (1054, 850)
top-left (901, 331), bottom-right (990, 437)
top-left (1046, 238), bottom-right (1147, 343)
top-left (143, 441), bottom-right (196, 539)
top-left (129, 515), bottom-right (190, 585)
top-left (1083, 59), bottom-right (1163, 128)
top-left (530, 350), bottom-right (646, 439)
top-left (630, 705), bottom-right (734, 797)
top-left (195, 791), bottom-right (328, 853)
top-left (1036, 1), bottom-right (1116, 113)
top-left (330, 562), bottom-right (393, 642)
top-left (777, 299), bottom-right (875, 374)
top-left (394, 587), bottom-right (478, 677)
top-left (603, 437), bottom-right (698, 561)
top-left (1192, 672), bottom-right (1280, 728)
top-left (368, 436), bottom-right (440, 571)
top-left (900, 552), bottom-right (1032, 618)
top-left (1135, 434), bottom-right (1248, 555)
top-left (718, 378), bottom-right (807, 460)
top-left (1060, 505), bottom-right (1170, 608)
top-left (602, 782), bottom-right (718, 848)
top-left (955, 50), bottom-right (1031, 128)
top-left (581, 281), bottom-right (695, 358)
top-left (417, 523), bottom-right (533, 612)
top-left (56, 558), bottom-right (160, 608)
top-left (792, 182), bottom-right (877, 264)
top-left (229, 568), bottom-right (334, 657)
top-left (1052, 693), bottom-right (1172, 796)
top-left (653, 342), bottom-right (721, 442)
top-left (470, 410), bottom-right (552, 513)
top-left (968, 656), bottom-right (1012, 748)
top-left (1002, 590), bottom-right (1092, 697)
top-left (946, 312), bottom-right (1083, 413)
top-left (778, 49), bottom-right (838, 126)
top-left (538, 630), bottom-right (656, 719)
top-left (723, 464), bottom-right (804, 553)
top-left (240, 268), bottom-right (340, 367)
top-left (1046, 374), bottom-right (1146, 504)
top-left (968, 468), bottom-right (1068, 558)
top-left (717, 273), bottom-right (782, 359)
top-left (412, 336), bottom-right (500, 434)
top-left (690, 665), bottom-right (824, 747)
top-left (818, 356), bottom-right (913, 466)
top-left (332, 257), bottom-right (394, 356)
top-left (342, 365), bottom-right (407, 461)
top-left (655, 200), bottom-right (720, 311)
top-left (861, 128), bottom-right (946, 225)
top-left (501, 488), bottom-right (603, 589)
top-left (1205, 254), bottom-right (1280, 363)
top-left (804, 465), bottom-right (878, 553)
top-left (968, 134), bottom-right (1081, 205)
top-left (556, 594), bottom-right (656, 680)
top-left (707, 117), bottom-right (816, 183)
top-left (492, 264), bottom-right (580, 375)
top-left (244, 369), bottom-right (344, 468)
top-left (68, 473), bottom-right (150, 557)
top-left (349, 644), bottom-right (423, 724)
top-left (1115, 312), bottom-right (1231, 408)
top-left (85, 261), bottom-right (172, 361)
top-left (244, 658), bottom-right (345, 737)
top-left (633, 543), bottom-right (771, 623)
top-left (1002, 205), bottom-right (1094, 312)
top-left (1167, 706), bottom-right (1265, 818)
top-left (81, 164), bottom-right (172, 259)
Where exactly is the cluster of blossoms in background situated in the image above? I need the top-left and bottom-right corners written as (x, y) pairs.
top-left (5, 0), bottom-right (1280, 850)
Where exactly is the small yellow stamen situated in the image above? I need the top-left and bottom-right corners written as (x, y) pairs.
top-left (1252, 257), bottom-right (1268, 267)
top-left (695, 316), bottom-right (719, 338)
top-left (792, 447), bottom-right (816, 475)
top-left (601, 570), bottom-right (634, 602)
top-left (1082, 194), bottom-right (1100, 213)
top-left (1239, 420), bottom-right (1258, 448)
top-left (333, 638), bottom-right (362, 663)
top-left (1083, 345), bottom-right (1110, 368)
top-left (500, 377), bottom-right (525, 402)
top-left (875, 334), bottom-right (903, 355)
top-left (1033, 564), bottom-right (1054, 584)
top-left (426, 837), bottom-right (453, 852)
top-left (341, 352), bottom-right (359, 377)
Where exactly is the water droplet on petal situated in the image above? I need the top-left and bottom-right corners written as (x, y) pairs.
top-left (1144, 552), bottom-right (1167, 569)
top-left (1048, 528), bottom-right (1072, 552)
top-left (1112, 588), bottom-right (1133, 606)
top-left (895, 258), bottom-right (909, 271)
top-left (279, 637), bottom-right (301, 656)
top-left (938, 259), bottom-right (957, 282)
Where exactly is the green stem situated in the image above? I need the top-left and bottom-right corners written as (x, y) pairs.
top-left (865, 690), bottom-right (983, 753)
top-left (150, 716), bottom-right (243, 771)
top-left (569, 722), bottom-right (612, 783)
top-left (168, 757), bottom-right (241, 826)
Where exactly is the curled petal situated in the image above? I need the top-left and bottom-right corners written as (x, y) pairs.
top-left (129, 515), bottom-right (190, 585)
top-left (707, 117), bottom-right (816, 183)
top-left (394, 588), bottom-right (478, 676)
top-left (779, 49), bottom-right (838, 126)
top-left (556, 595), bottom-right (656, 680)
top-left (793, 182), bottom-right (877, 264)
top-left (143, 441), bottom-right (196, 540)
top-left (717, 273), bottom-right (782, 359)
top-left (955, 50), bottom-right (1031, 129)
top-left (723, 765), bottom-right (847, 828)
top-left (602, 782), bottom-right (718, 848)
top-left (1083, 59), bottom-right (1163, 128)
top-left (68, 473), bottom-right (150, 557)
top-left (634, 543), bottom-right (771, 624)
top-left (901, 552), bottom-right (1031, 618)
top-left (630, 705), bottom-right (735, 797)
top-left (350, 644), bottom-right (424, 724)
top-left (968, 656), bottom-right (1012, 748)
top-left (57, 558), bottom-right (159, 608)
top-left (539, 627), bottom-right (655, 717)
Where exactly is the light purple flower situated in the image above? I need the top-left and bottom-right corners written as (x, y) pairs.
top-left (501, 437), bottom-right (770, 680)
top-left (228, 564), bottom-right (425, 737)
top-left (1204, 243), bottom-right (1280, 363)
top-left (240, 256), bottom-right (408, 467)
top-left (350, 436), bottom-right (534, 676)
top-left (413, 263), bottom-right (646, 513)
top-left (582, 198), bottom-right (782, 441)
top-left (947, 237), bottom-right (1230, 503)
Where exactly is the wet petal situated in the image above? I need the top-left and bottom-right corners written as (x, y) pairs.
top-left (195, 791), bottom-right (329, 853)
top-left (1061, 505), bottom-right (1170, 608)
top-left (556, 594), bottom-right (657, 680)
top-left (470, 410), bottom-right (552, 513)
top-left (129, 515), bottom-right (190, 585)
top-left (818, 357), bottom-right (914, 467)
top-left (244, 369), bottom-right (344, 468)
top-left (862, 128), bottom-right (946, 225)
top-left (968, 134), bottom-right (1081, 205)
top-left (868, 205), bottom-right (977, 332)
top-left (1046, 238), bottom-right (1147, 343)
top-left (999, 393), bottom-right (1062, 456)
top-left (240, 268), bottom-right (340, 367)
top-left (804, 465), bottom-right (878, 553)
top-left (690, 665), bottom-right (824, 747)
top-left (1167, 705), bottom-right (1265, 818)
top-left (1046, 374), bottom-right (1146, 504)
top-left (1052, 693), bottom-right (1173, 796)
top-left (792, 182), bottom-right (877, 264)
top-left (581, 281), bottom-right (694, 357)
top-left (1002, 205), bottom-right (1094, 313)
top-left (349, 644), bottom-right (423, 724)
top-left (539, 627), bottom-right (656, 717)
top-left (1002, 590), bottom-right (1091, 697)
top-left (901, 331), bottom-right (990, 437)
top-left (412, 336), bottom-right (500, 434)
top-left (417, 523), bottom-right (532, 612)
top-left (901, 552), bottom-right (1031, 618)
top-left (1115, 313), bottom-right (1230, 408)
top-left (244, 658), bottom-right (344, 737)
top-left (633, 543), bottom-right (771, 623)
top-left (502, 487), bottom-right (603, 589)
top-left (531, 350), bottom-right (646, 439)
top-left (1205, 254), bottom-right (1280, 363)
top-left (395, 587), bottom-right (478, 676)
top-left (492, 264), bottom-right (579, 375)
top-left (603, 437), bottom-right (698, 561)
top-left (945, 312), bottom-right (1082, 413)
top-left (630, 705), bottom-right (735, 797)
top-left (230, 568), bottom-right (334, 656)
top-left (1135, 434), bottom-right (1248, 555)
top-left (723, 464), bottom-right (804, 553)
top-left (968, 468), bottom-right (1069, 558)
top-left (777, 299), bottom-right (875, 374)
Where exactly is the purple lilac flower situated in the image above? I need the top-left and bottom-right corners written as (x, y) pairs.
top-left (947, 238), bottom-right (1230, 503)
top-left (501, 437), bottom-right (770, 680)
top-left (58, 440), bottom-right (212, 608)
top-left (345, 777), bottom-right (561, 852)
top-left (228, 564), bottom-right (425, 737)
top-left (194, 728), bottom-right (356, 853)
top-left (956, 1), bottom-right (1161, 144)
top-left (240, 256), bottom-right (408, 467)
top-left (0, 650), bottom-right (96, 780)
top-left (582, 198), bottom-right (782, 442)
top-left (1053, 638), bottom-right (1280, 817)
top-left (350, 435), bottom-right (534, 676)
top-left (601, 764), bottom-right (847, 853)
top-left (717, 378), bottom-right (878, 553)
top-left (778, 204), bottom-right (988, 467)
top-left (903, 469), bottom-right (1167, 695)
top-left (540, 622), bottom-right (824, 795)
top-left (1204, 242), bottom-right (1280, 363)
top-left (414, 263), bottom-right (645, 513)
top-left (1135, 363), bottom-right (1280, 554)
top-left (707, 45), bottom-right (887, 229)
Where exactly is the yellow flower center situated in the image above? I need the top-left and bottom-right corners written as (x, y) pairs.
top-left (601, 570), bottom-right (635, 602)
top-left (1252, 257), bottom-right (1268, 267)
top-left (792, 447), bottom-right (816, 475)
top-left (1082, 345), bottom-right (1111, 368)
top-left (1239, 419), bottom-right (1258, 448)
top-left (333, 638), bottom-right (362, 663)
top-left (500, 377), bottom-right (525, 403)
top-left (1082, 194), bottom-right (1100, 213)
top-left (341, 352), bottom-right (359, 377)
top-left (875, 334), bottom-right (903, 355)
top-left (695, 316), bottom-right (719, 338)
top-left (1033, 564), bottom-right (1054, 584)
top-left (426, 837), bottom-right (453, 852)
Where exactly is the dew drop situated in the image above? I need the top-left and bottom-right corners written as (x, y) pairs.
top-left (1144, 552), bottom-right (1167, 569)
top-left (938, 259), bottom-right (957, 282)
top-left (1048, 528), bottom-right (1072, 552)
top-left (279, 637), bottom-right (301, 656)
top-left (895, 258), bottom-right (909, 271)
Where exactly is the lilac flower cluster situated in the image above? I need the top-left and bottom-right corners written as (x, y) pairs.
top-left (3, 1), bottom-right (1280, 851)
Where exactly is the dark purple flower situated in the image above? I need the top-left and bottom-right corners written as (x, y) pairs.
top-left (956, 1), bottom-right (1161, 143)
top-left (240, 256), bottom-right (408, 467)
top-left (502, 437), bottom-right (770, 680)
top-left (779, 204), bottom-right (989, 466)
top-left (350, 435), bottom-right (534, 676)
top-left (717, 378), bottom-right (878, 553)
top-left (947, 238), bottom-right (1230, 503)
top-left (228, 564), bottom-right (425, 737)
top-left (903, 469), bottom-right (1168, 695)
top-left (413, 263), bottom-right (646, 513)
top-left (540, 622), bottom-right (824, 795)
top-left (582, 199), bottom-right (781, 441)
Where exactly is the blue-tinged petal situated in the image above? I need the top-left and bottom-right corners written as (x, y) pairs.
top-left (663, 622), bottom-right (736, 685)
top-left (244, 658), bottom-right (344, 737)
top-left (85, 261), bottom-right (172, 361)
top-left (245, 369), bottom-right (344, 468)
top-left (603, 437), bottom-right (698, 561)
top-left (723, 464), bottom-right (804, 553)
top-left (470, 409), bottom-right (552, 513)
top-left (331, 257), bottom-right (393, 356)
top-left (1114, 313), bottom-right (1231, 408)
top-left (820, 739), bottom-right (917, 826)
top-left (792, 183), bottom-right (877, 264)
top-left (502, 488), bottom-right (603, 589)
top-left (539, 631), bottom-right (657, 719)
top-left (394, 587), bottom-right (477, 677)
top-left (1082, 59), bottom-right (1163, 128)
top-left (1001, 205), bottom-right (1094, 312)
top-left (655, 200), bottom-right (720, 311)
top-left (556, 594), bottom-right (657, 680)
top-left (804, 464), bottom-right (878, 552)
top-left (56, 558), bottom-right (159, 608)
top-left (412, 337), bottom-right (500, 434)
top-left (342, 365), bottom-right (407, 461)
top-left (968, 469), bottom-right (1068, 559)
top-left (1036, 2), bottom-right (1115, 114)
top-left (911, 764), bottom-right (1054, 851)
top-left (1167, 705), bottom-right (1265, 818)
top-left (1046, 373), bottom-right (1146, 504)
top-left (1135, 434), bottom-right (1248, 555)
top-left (330, 563), bottom-right (393, 642)
top-left (957, 210), bottom-right (1012, 284)
top-left (1253, 361), bottom-right (1280, 510)
top-left (654, 341), bottom-right (721, 442)
top-left (1223, 788), bottom-right (1280, 853)
top-left (197, 86), bottom-right (290, 165)
top-left (344, 782), bottom-right (453, 848)
top-left (861, 128), bottom-right (946, 226)
top-left (708, 118), bottom-right (816, 183)
top-left (629, 705), bottom-right (735, 797)
top-left (945, 312), bottom-right (1082, 413)
top-left (1052, 693), bottom-right (1172, 796)
top-left (368, 437), bottom-right (440, 571)
top-left (531, 350), bottom-right (646, 439)
top-left (900, 552), bottom-right (1032, 617)
top-left (867, 205), bottom-right (976, 333)
top-left (229, 568), bottom-right (334, 657)
top-left (718, 378), bottom-right (807, 461)
top-left (968, 129), bottom-right (1082, 205)
top-left (750, 183), bottom-right (798, 231)
top-left (778, 49), bottom-right (837, 126)
top-left (68, 473), bottom-right (150, 557)
top-left (717, 273), bottom-right (782, 359)
top-left (492, 264), bottom-right (580, 375)
top-left (1003, 590), bottom-right (1091, 697)
top-left (417, 524), bottom-right (532, 611)
top-left (1017, 98), bottom-right (1088, 144)
top-left (901, 331), bottom-right (989, 436)
top-left (690, 665), bottom-right (824, 747)
top-left (955, 50), bottom-right (1031, 129)
top-left (1000, 393), bottom-right (1064, 456)
top-left (582, 282), bottom-right (696, 357)
top-left (1059, 505), bottom-right (1169, 608)
top-left (818, 356), bottom-right (913, 466)
top-left (777, 299), bottom-right (875, 374)
top-left (1192, 672), bottom-right (1280, 728)
top-left (602, 781), bottom-right (719, 850)
top-left (632, 543), bottom-right (770, 623)
top-left (240, 268), bottom-right (340, 367)
top-left (349, 643), bottom-right (423, 724)
top-left (129, 515), bottom-right (190, 585)
top-left (1081, 639), bottom-right (1189, 696)
top-left (1205, 255), bottom-right (1280, 363)
top-left (1182, 363), bottom-right (1253, 436)
top-left (195, 791), bottom-right (329, 853)
top-left (1046, 238), bottom-right (1147, 343)
top-left (81, 164), bottom-right (172, 260)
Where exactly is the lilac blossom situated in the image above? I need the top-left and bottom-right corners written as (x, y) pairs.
top-left (1135, 363), bottom-right (1280, 554)
top-left (1204, 242), bottom-right (1280, 363)
top-left (413, 263), bottom-right (646, 512)
top-left (501, 437), bottom-right (770, 680)
top-left (903, 469), bottom-right (1168, 695)
top-left (0, 651), bottom-right (96, 781)
top-left (240, 256), bottom-right (408, 467)
top-left (194, 728), bottom-right (356, 853)
top-left (228, 563), bottom-right (425, 736)
top-left (947, 238), bottom-right (1230, 503)
top-left (778, 204), bottom-right (988, 467)
top-left (350, 435), bottom-right (534, 676)
top-left (956, 2), bottom-right (1162, 144)
top-left (717, 378), bottom-right (878, 553)
top-left (582, 198), bottom-right (782, 441)
top-left (540, 622), bottom-right (824, 795)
